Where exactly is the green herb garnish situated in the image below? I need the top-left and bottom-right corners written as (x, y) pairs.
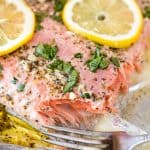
top-left (143, 7), bottom-right (150, 18)
top-left (35, 12), bottom-right (47, 31)
top-left (0, 63), bottom-right (3, 74)
top-left (82, 93), bottom-right (91, 99)
top-left (87, 57), bottom-right (102, 72)
top-left (74, 53), bottom-right (83, 59)
top-left (48, 59), bottom-right (71, 73)
top-left (99, 58), bottom-right (110, 69)
top-left (87, 45), bottom-right (121, 72)
top-left (17, 83), bottom-right (25, 92)
top-left (11, 77), bottom-right (18, 84)
top-left (35, 44), bottom-right (58, 60)
top-left (86, 47), bottom-right (109, 72)
top-left (110, 57), bottom-right (120, 67)
top-left (48, 59), bottom-right (62, 70)
top-left (63, 62), bottom-right (73, 74)
top-left (95, 43), bottom-right (101, 49)
top-left (48, 58), bottom-right (79, 93)
top-left (52, 14), bottom-right (62, 22)
top-left (52, 0), bottom-right (67, 22)
top-left (63, 70), bottom-right (78, 93)
top-left (54, 0), bottom-right (67, 12)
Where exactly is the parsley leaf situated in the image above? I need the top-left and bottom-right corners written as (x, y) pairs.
top-left (110, 57), bottom-right (120, 67)
top-left (143, 7), bottom-right (150, 18)
top-left (99, 58), bottom-right (110, 69)
top-left (35, 12), bottom-right (47, 31)
top-left (63, 70), bottom-right (78, 93)
top-left (52, 14), bottom-right (62, 22)
top-left (82, 93), bottom-right (91, 99)
top-left (52, 0), bottom-right (67, 22)
top-left (63, 62), bottom-right (73, 74)
top-left (17, 83), bottom-right (25, 92)
top-left (48, 58), bottom-right (79, 93)
top-left (87, 46), bottom-right (120, 72)
top-left (35, 44), bottom-right (58, 60)
top-left (74, 53), bottom-right (83, 59)
top-left (48, 58), bottom-right (63, 71)
top-left (94, 47), bottom-right (101, 57)
top-left (0, 63), bottom-right (3, 74)
top-left (87, 57), bottom-right (102, 72)
top-left (54, 0), bottom-right (67, 12)
top-left (95, 43), bottom-right (101, 49)
top-left (87, 47), bottom-right (109, 72)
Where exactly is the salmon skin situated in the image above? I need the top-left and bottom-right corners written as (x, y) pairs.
top-left (0, 0), bottom-right (150, 129)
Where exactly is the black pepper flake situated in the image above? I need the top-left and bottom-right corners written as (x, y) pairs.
top-left (5, 94), bottom-right (12, 101)
top-left (30, 143), bottom-right (35, 148)
top-left (93, 78), bottom-right (98, 81)
top-left (11, 77), bottom-right (18, 84)
top-left (24, 105), bottom-right (27, 109)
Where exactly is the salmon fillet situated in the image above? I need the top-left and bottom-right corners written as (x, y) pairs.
top-left (0, 0), bottom-right (150, 128)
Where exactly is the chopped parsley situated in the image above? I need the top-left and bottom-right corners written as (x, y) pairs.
top-left (48, 58), bottom-right (79, 93)
top-left (82, 93), bottom-right (91, 99)
top-left (63, 70), bottom-right (78, 93)
top-left (110, 57), bottom-right (120, 67)
top-left (54, 0), bottom-right (67, 12)
top-left (86, 47), bottom-right (109, 72)
top-left (86, 46), bottom-right (121, 72)
top-left (99, 58), bottom-right (110, 69)
top-left (143, 7), bottom-right (150, 18)
top-left (74, 53), bottom-right (83, 59)
top-left (35, 12), bottom-right (47, 31)
top-left (52, 0), bottom-right (67, 22)
top-left (52, 14), bottom-right (62, 22)
top-left (87, 57), bottom-right (102, 72)
top-left (17, 83), bottom-right (25, 92)
top-left (11, 77), bottom-right (18, 84)
top-left (95, 43), bottom-right (101, 49)
top-left (0, 63), bottom-right (3, 74)
top-left (48, 59), bottom-right (63, 70)
top-left (35, 44), bottom-right (58, 60)
top-left (63, 62), bottom-right (73, 74)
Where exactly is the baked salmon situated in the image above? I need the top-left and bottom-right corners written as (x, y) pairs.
top-left (0, 0), bottom-right (150, 129)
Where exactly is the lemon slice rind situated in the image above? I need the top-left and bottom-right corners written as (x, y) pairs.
top-left (0, 0), bottom-right (35, 56)
top-left (62, 0), bottom-right (143, 48)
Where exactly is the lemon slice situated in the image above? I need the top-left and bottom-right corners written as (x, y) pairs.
top-left (62, 0), bottom-right (143, 48)
top-left (0, 0), bottom-right (35, 56)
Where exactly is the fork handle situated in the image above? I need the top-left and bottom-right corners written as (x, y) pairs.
top-left (113, 133), bottom-right (150, 150)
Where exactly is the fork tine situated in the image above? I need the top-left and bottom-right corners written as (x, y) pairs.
top-left (4, 107), bottom-right (110, 149)
top-left (43, 139), bottom-right (108, 150)
top-left (42, 125), bottom-right (110, 138)
top-left (42, 131), bottom-right (108, 144)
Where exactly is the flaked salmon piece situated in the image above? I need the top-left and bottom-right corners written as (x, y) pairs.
top-left (37, 99), bottom-right (100, 128)
top-left (0, 0), bottom-right (150, 128)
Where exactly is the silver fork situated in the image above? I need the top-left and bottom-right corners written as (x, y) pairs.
top-left (40, 125), bottom-right (150, 150)
top-left (5, 107), bottom-right (150, 150)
